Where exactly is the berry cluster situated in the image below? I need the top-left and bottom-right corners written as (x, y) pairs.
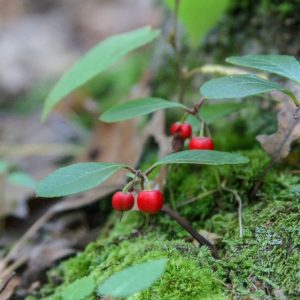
top-left (112, 190), bottom-right (164, 214)
top-left (170, 122), bottom-right (214, 150)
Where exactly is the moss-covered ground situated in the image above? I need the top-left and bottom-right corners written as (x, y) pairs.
top-left (26, 1), bottom-right (300, 297)
top-left (27, 108), bottom-right (300, 300)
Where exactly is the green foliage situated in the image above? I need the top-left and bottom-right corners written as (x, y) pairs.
top-left (7, 172), bottom-right (37, 189)
top-left (200, 74), bottom-right (284, 99)
top-left (36, 163), bottom-right (126, 197)
top-left (98, 259), bottom-right (167, 297)
top-left (222, 200), bottom-right (300, 298)
top-left (0, 160), bottom-right (9, 174)
top-left (100, 98), bottom-right (187, 123)
top-left (154, 150), bottom-right (249, 167)
top-left (226, 54), bottom-right (300, 83)
top-left (199, 101), bottom-right (246, 124)
top-left (42, 238), bottom-right (226, 300)
top-left (61, 276), bottom-right (95, 300)
top-left (165, 0), bottom-right (230, 47)
top-left (42, 27), bottom-right (160, 120)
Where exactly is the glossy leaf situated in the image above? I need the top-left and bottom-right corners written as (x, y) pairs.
top-left (100, 98), bottom-right (187, 123)
top-left (36, 162), bottom-right (127, 197)
top-left (62, 276), bottom-right (95, 300)
top-left (165, 0), bottom-right (230, 47)
top-left (8, 172), bottom-right (37, 189)
top-left (98, 259), bottom-right (167, 297)
top-left (153, 150), bottom-right (249, 167)
top-left (226, 55), bottom-right (300, 83)
top-left (200, 74), bottom-right (284, 99)
top-left (42, 27), bottom-right (160, 120)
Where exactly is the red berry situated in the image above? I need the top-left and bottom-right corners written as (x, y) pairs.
top-left (112, 191), bottom-right (134, 211)
top-left (170, 122), bottom-right (181, 135)
top-left (189, 137), bottom-right (214, 150)
top-left (178, 123), bottom-right (192, 139)
top-left (137, 190), bottom-right (164, 214)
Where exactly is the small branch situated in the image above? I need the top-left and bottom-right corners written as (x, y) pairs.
top-left (161, 205), bottom-right (219, 258)
top-left (124, 166), bottom-right (137, 175)
top-left (144, 165), bottom-right (156, 177)
top-left (0, 272), bottom-right (15, 294)
top-left (222, 187), bottom-right (243, 238)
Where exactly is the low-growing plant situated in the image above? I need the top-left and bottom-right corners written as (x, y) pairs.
top-left (35, 1), bottom-right (300, 298)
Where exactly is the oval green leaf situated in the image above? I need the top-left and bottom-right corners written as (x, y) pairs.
top-left (8, 172), bottom-right (37, 189)
top-left (36, 162), bottom-right (127, 198)
top-left (100, 98), bottom-right (187, 123)
top-left (165, 0), bottom-right (230, 47)
top-left (200, 74), bottom-right (284, 99)
top-left (200, 101), bottom-right (245, 124)
top-left (0, 160), bottom-right (9, 174)
top-left (42, 27), bottom-right (160, 121)
top-left (98, 259), bottom-right (167, 297)
top-left (62, 276), bottom-right (95, 300)
top-left (153, 150), bottom-right (249, 167)
top-left (226, 55), bottom-right (300, 84)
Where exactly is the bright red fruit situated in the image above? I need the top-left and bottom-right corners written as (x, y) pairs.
top-left (112, 191), bottom-right (134, 211)
top-left (189, 137), bottom-right (214, 150)
top-left (170, 122), bottom-right (192, 139)
top-left (170, 122), bottom-right (181, 135)
top-left (179, 123), bottom-right (192, 139)
top-left (137, 190), bottom-right (164, 214)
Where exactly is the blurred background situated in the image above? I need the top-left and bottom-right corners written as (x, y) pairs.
top-left (0, 0), bottom-right (299, 298)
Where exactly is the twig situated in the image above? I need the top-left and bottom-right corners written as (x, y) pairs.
top-left (161, 205), bottom-right (219, 258)
top-left (0, 256), bottom-right (27, 282)
top-left (222, 187), bottom-right (243, 238)
top-left (0, 211), bottom-right (53, 273)
top-left (0, 272), bottom-right (15, 294)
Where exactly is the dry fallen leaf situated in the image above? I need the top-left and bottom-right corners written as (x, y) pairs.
top-left (0, 275), bottom-right (20, 300)
top-left (195, 230), bottom-right (221, 246)
top-left (257, 90), bottom-right (300, 161)
top-left (0, 112), bottom-right (81, 219)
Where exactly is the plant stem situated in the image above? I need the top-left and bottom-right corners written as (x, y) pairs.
top-left (282, 89), bottom-right (300, 107)
top-left (170, 0), bottom-right (186, 104)
top-left (162, 205), bottom-right (219, 258)
top-left (176, 189), bottom-right (218, 208)
top-left (222, 186), bottom-right (243, 238)
top-left (125, 166), bottom-right (137, 175)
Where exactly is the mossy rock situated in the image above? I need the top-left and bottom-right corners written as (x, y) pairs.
top-left (34, 174), bottom-right (299, 299)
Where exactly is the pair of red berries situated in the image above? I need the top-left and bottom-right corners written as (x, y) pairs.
top-left (112, 190), bottom-right (164, 214)
top-left (170, 122), bottom-right (214, 150)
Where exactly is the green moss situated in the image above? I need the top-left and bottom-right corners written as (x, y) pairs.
top-left (39, 236), bottom-right (226, 300)
top-left (221, 200), bottom-right (300, 299)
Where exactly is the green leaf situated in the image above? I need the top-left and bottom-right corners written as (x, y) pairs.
top-left (200, 102), bottom-right (245, 124)
top-left (7, 172), bottom-right (37, 189)
top-left (153, 150), bottom-right (249, 167)
top-left (98, 259), bottom-right (167, 297)
top-left (0, 160), bottom-right (9, 174)
top-left (165, 0), bottom-right (229, 47)
top-left (36, 162), bottom-right (127, 198)
top-left (226, 55), bottom-right (300, 83)
top-left (62, 276), bottom-right (95, 300)
top-left (42, 27), bottom-right (160, 121)
top-left (200, 74), bottom-right (284, 99)
top-left (100, 98), bottom-right (187, 123)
